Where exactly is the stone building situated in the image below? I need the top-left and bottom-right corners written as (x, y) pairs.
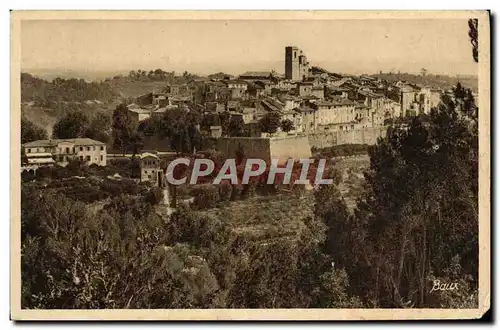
top-left (311, 86), bottom-right (325, 100)
top-left (313, 99), bottom-right (356, 128)
top-left (297, 82), bottom-right (314, 97)
top-left (127, 105), bottom-right (152, 127)
top-left (400, 86), bottom-right (417, 117)
top-left (139, 152), bottom-right (163, 186)
top-left (285, 46), bottom-right (310, 81)
top-left (418, 87), bottom-right (442, 114)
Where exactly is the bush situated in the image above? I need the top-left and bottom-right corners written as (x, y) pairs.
top-left (192, 185), bottom-right (220, 209)
top-left (65, 185), bottom-right (110, 203)
top-left (98, 178), bottom-right (143, 197)
top-left (217, 181), bottom-right (233, 202)
top-left (230, 184), bottom-right (243, 201)
top-left (107, 158), bottom-right (133, 177)
top-left (35, 166), bottom-right (55, 179)
top-left (144, 187), bottom-right (164, 205)
top-left (66, 159), bottom-right (89, 176)
top-left (21, 170), bottom-right (36, 182)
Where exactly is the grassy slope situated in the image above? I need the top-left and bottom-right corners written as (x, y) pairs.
top-left (193, 156), bottom-right (370, 243)
top-left (197, 193), bottom-right (314, 243)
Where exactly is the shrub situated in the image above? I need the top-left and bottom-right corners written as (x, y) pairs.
top-left (21, 170), bottom-right (36, 182)
top-left (65, 186), bottom-right (110, 203)
top-left (230, 184), bottom-right (243, 201)
top-left (99, 178), bottom-right (142, 197)
top-left (66, 159), bottom-right (89, 176)
top-left (144, 187), bottom-right (164, 205)
top-left (217, 181), bottom-right (233, 202)
top-left (192, 185), bottom-right (219, 209)
top-left (36, 166), bottom-right (55, 179)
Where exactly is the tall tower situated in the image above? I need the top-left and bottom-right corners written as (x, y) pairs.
top-left (285, 46), bottom-right (300, 81)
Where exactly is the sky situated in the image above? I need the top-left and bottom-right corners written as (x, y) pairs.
top-left (21, 19), bottom-right (478, 77)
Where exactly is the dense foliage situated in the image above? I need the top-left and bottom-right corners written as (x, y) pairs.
top-left (52, 110), bottom-right (111, 143)
top-left (259, 112), bottom-right (281, 134)
top-left (21, 117), bottom-right (48, 144)
top-left (328, 83), bottom-right (479, 307)
top-left (138, 107), bottom-right (203, 154)
top-left (21, 73), bottom-right (117, 106)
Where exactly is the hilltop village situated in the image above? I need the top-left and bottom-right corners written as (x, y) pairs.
top-left (21, 45), bottom-right (470, 182)
top-left (19, 41), bottom-right (481, 310)
top-left (127, 46), bottom-right (443, 137)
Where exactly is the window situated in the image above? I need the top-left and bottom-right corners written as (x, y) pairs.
top-left (27, 148), bottom-right (31, 153)
top-left (100, 146), bottom-right (104, 151)
top-left (87, 147), bottom-right (91, 151)
top-left (59, 155), bottom-right (64, 162)
top-left (65, 147), bottom-right (70, 154)
top-left (95, 157), bottom-right (98, 161)
top-left (148, 175), bottom-right (151, 179)
top-left (86, 156), bottom-right (91, 161)
top-left (100, 155), bottom-right (103, 161)
top-left (80, 147), bottom-right (84, 151)
top-left (80, 156), bottom-right (83, 161)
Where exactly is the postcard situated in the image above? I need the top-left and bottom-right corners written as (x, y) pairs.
top-left (10, 10), bottom-right (490, 321)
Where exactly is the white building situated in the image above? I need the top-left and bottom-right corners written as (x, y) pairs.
top-left (23, 138), bottom-right (107, 167)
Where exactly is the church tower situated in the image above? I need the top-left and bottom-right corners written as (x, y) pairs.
top-left (285, 46), bottom-right (309, 81)
top-left (285, 46), bottom-right (300, 81)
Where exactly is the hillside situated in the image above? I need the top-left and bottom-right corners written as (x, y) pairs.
top-left (21, 73), bottom-right (117, 104)
top-left (197, 193), bottom-right (313, 243)
top-left (106, 79), bottom-right (171, 99)
top-left (21, 103), bottom-right (112, 137)
top-left (20, 73), bottom-right (120, 135)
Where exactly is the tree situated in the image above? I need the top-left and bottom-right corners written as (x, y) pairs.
top-left (21, 147), bottom-right (28, 165)
top-left (162, 108), bottom-right (203, 154)
top-left (85, 112), bottom-right (111, 143)
top-left (21, 187), bottom-right (222, 309)
top-left (280, 119), bottom-right (295, 133)
top-left (259, 112), bottom-right (281, 134)
top-left (129, 132), bottom-right (144, 156)
top-left (349, 83), bottom-right (478, 308)
top-left (52, 111), bottom-right (90, 139)
top-left (21, 117), bottom-right (48, 143)
top-left (227, 116), bottom-right (244, 137)
top-left (468, 18), bottom-right (478, 63)
top-left (112, 104), bottom-right (135, 154)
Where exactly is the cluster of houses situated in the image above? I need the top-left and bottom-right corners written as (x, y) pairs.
top-left (124, 46), bottom-right (444, 138)
top-left (21, 45), bottom-right (451, 183)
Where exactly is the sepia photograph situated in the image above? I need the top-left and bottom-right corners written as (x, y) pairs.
top-left (10, 10), bottom-right (490, 320)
